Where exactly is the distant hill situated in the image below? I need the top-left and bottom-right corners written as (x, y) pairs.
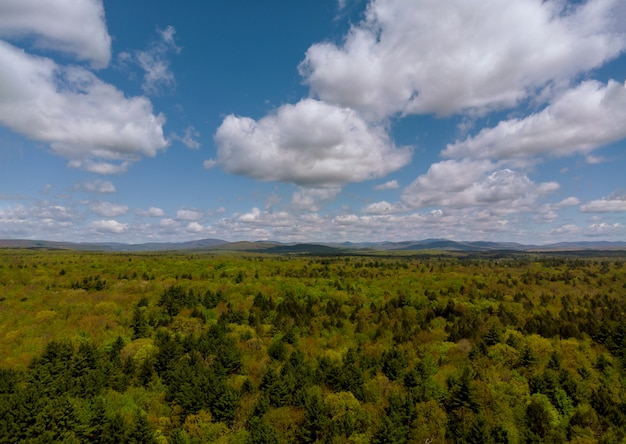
top-left (1, 238), bottom-right (625, 253)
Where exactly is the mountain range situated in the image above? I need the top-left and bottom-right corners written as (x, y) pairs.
top-left (1, 238), bottom-right (625, 253)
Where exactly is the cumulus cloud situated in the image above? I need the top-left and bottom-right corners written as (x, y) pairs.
top-left (587, 222), bottom-right (625, 236)
top-left (0, 41), bottom-right (168, 172)
top-left (374, 180), bottom-right (399, 190)
top-left (186, 222), bottom-right (204, 233)
top-left (402, 160), bottom-right (559, 209)
top-left (214, 98), bottom-right (411, 187)
top-left (89, 201), bottom-right (129, 217)
top-left (0, 0), bottom-right (111, 68)
top-left (176, 209), bottom-right (204, 221)
top-left (581, 195), bottom-right (626, 212)
top-left (300, 0), bottom-right (626, 119)
top-left (159, 218), bottom-right (178, 229)
top-left (90, 219), bottom-right (128, 234)
top-left (443, 80), bottom-right (626, 160)
top-left (556, 197), bottom-right (581, 208)
top-left (550, 224), bottom-right (582, 236)
top-left (30, 202), bottom-right (78, 222)
top-left (216, 204), bottom-right (534, 243)
top-left (137, 207), bottom-right (165, 217)
top-left (361, 200), bottom-right (407, 215)
top-left (291, 187), bottom-right (341, 212)
top-left (0, 203), bottom-right (80, 238)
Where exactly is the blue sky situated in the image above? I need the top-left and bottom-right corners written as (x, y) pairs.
top-left (1, 0), bottom-right (625, 244)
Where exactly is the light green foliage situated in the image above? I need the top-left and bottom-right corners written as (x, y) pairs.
top-left (0, 249), bottom-right (625, 442)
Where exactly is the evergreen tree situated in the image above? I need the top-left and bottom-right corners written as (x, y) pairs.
top-left (128, 414), bottom-right (157, 444)
top-left (246, 416), bottom-right (280, 444)
top-left (372, 414), bottom-right (406, 444)
top-left (101, 413), bottom-right (127, 444)
top-left (131, 304), bottom-right (149, 339)
top-left (298, 391), bottom-right (330, 443)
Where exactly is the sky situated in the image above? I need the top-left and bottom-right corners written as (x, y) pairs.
top-left (0, 0), bottom-right (625, 245)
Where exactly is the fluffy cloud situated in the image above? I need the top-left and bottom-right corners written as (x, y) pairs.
top-left (444, 80), bottom-right (626, 160)
top-left (373, 180), bottom-right (399, 191)
top-left (0, 0), bottom-right (111, 68)
top-left (0, 203), bottom-right (79, 238)
top-left (216, 205), bottom-right (532, 243)
top-left (0, 41), bottom-right (168, 172)
top-left (300, 0), bottom-right (625, 119)
top-left (176, 209), bottom-right (204, 221)
top-left (361, 200), bottom-right (407, 215)
top-left (556, 197), bottom-right (581, 208)
top-left (186, 222), bottom-right (204, 233)
top-left (588, 222), bottom-right (625, 236)
top-left (89, 202), bottom-right (129, 217)
top-left (402, 160), bottom-right (559, 209)
top-left (29, 202), bottom-right (78, 222)
top-left (214, 99), bottom-right (411, 186)
top-left (90, 219), bottom-right (128, 234)
top-left (291, 187), bottom-right (341, 212)
top-left (581, 195), bottom-right (626, 212)
top-left (137, 207), bottom-right (165, 217)
top-left (550, 224), bottom-right (582, 236)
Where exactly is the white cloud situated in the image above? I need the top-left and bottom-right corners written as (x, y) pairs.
top-left (361, 200), bottom-right (407, 215)
top-left (214, 98), bottom-right (411, 187)
top-left (555, 197), bottom-right (581, 208)
top-left (137, 207), bottom-right (165, 217)
top-left (300, 0), bottom-right (626, 119)
top-left (0, 41), bottom-right (168, 172)
top-left (588, 222), bottom-right (625, 236)
top-left (0, 0), bottom-right (111, 68)
top-left (89, 201), bottom-right (128, 217)
top-left (291, 187), bottom-right (340, 212)
top-left (0, 203), bottom-right (80, 238)
top-left (217, 205), bottom-right (538, 243)
top-left (172, 125), bottom-right (201, 149)
top-left (76, 180), bottom-right (116, 193)
top-left (203, 159), bottom-right (217, 169)
top-left (402, 160), bottom-right (559, 209)
top-left (90, 219), bottom-right (128, 234)
top-left (443, 80), bottom-right (626, 160)
top-left (176, 209), bottom-right (203, 221)
top-left (581, 196), bottom-right (626, 212)
top-left (0, 202), bottom-right (79, 225)
top-left (373, 180), bottom-right (399, 190)
top-left (585, 154), bottom-right (607, 164)
top-left (591, 222), bottom-right (625, 229)
top-left (122, 25), bottom-right (180, 95)
top-left (186, 222), bottom-right (204, 233)
top-left (68, 160), bottom-right (131, 175)
top-left (30, 202), bottom-right (78, 222)
top-left (550, 224), bottom-right (582, 236)
top-left (159, 218), bottom-right (178, 229)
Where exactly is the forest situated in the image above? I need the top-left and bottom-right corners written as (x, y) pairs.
top-left (0, 248), bottom-right (625, 443)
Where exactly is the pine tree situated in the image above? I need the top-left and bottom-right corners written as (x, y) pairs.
top-left (246, 417), bottom-right (280, 444)
top-left (131, 304), bottom-right (149, 339)
top-left (128, 414), bottom-right (157, 444)
top-left (298, 391), bottom-right (330, 443)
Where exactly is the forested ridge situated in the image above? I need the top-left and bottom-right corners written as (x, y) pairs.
top-left (1, 249), bottom-right (625, 443)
